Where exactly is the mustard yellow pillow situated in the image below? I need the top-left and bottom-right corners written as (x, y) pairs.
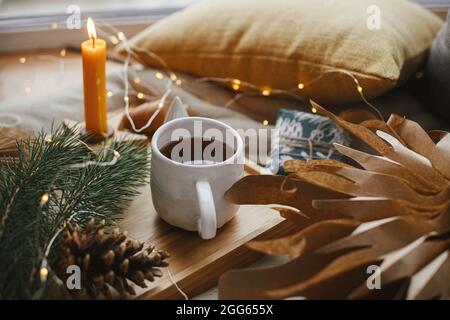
top-left (122, 0), bottom-right (442, 104)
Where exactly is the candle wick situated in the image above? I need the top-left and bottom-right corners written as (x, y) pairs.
top-left (92, 37), bottom-right (95, 48)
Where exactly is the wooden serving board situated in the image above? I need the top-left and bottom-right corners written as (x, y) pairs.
top-left (120, 185), bottom-right (295, 299)
top-left (66, 114), bottom-right (295, 299)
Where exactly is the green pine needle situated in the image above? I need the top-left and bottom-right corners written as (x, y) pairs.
top-left (0, 125), bottom-right (150, 299)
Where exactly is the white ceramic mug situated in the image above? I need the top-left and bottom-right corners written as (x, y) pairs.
top-left (151, 117), bottom-right (244, 239)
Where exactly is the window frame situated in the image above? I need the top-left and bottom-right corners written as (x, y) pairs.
top-left (0, 6), bottom-right (187, 52)
top-left (0, 2), bottom-right (448, 53)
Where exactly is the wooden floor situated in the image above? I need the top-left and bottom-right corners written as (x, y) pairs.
top-left (0, 49), bottom-right (122, 104)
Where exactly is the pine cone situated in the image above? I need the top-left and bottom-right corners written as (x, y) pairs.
top-left (56, 219), bottom-right (169, 299)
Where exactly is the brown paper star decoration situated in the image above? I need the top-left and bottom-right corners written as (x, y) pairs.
top-left (219, 101), bottom-right (450, 300)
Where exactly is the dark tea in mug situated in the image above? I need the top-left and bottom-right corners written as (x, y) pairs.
top-left (159, 137), bottom-right (235, 165)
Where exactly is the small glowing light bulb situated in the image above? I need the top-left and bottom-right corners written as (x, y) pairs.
top-left (107, 91), bottom-right (113, 98)
top-left (311, 107), bottom-right (317, 113)
top-left (261, 88), bottom-right (271, 96)
top-left (60, 49), bottom-right (66, 57)
top-left (117, 32), bottom-right (125, 41)
top-left (232, 79), bottom-right (241, 85)
top-left (170, 73), bottom-right (177, 81)
top-left (113, 150), bottom-right (120, 157)
top-left (262, 120), bottom-right (269, 126)
top-left (40, 193), bottom-right (49, 206)
top-left (19, 57), bottom-right (26, 64)
top-left (232, 83), bottom-right (240, 91)
top-left (51, 22), bottom-right (58, 30)
top-left (124, 96), bottom-right (129, 102)
top-left (158, 102), bottom-right (164, 108)
top-left (44, 138), bottom-right (52, 145)
top-left (155, 72), bottom-right (164, 80)
top-left (40, 267), bottom-right (48, 280)
top-left (298, 83), bottom-right (305, 90)
top-left (25, 86), bottom-right (32, 94)
top-left (109, 36), bottom-right (119, 45)
top-left (357, 85), bottom-right (363, 93)
top-left (137, 92), bottom-right (144, 99)
top-left (133, 77), bottom-right (141, 84)
top-left (175, 79), bottom-right (182, 86)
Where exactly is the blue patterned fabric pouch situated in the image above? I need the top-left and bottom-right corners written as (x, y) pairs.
top-left (271, 109), bottom-right (351, 174)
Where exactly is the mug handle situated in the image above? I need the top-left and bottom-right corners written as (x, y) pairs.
top-left (195, 180), bottom-right (217, 239)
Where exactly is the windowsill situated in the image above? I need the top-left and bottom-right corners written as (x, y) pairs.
top-left (0, 5), bottom-right (189, 52)
top-left (0, 3), bottom-right (448, 53)
top-left (431, 6), bottom-right (450, 19)
top-left (0, 6), bottom-right (185, 32)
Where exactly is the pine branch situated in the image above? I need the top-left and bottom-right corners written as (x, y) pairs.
top-left (0, 125), bottom-right (150, 299)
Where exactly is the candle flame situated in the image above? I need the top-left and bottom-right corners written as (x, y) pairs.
top-left (87, 17), bottom-right (97, 41)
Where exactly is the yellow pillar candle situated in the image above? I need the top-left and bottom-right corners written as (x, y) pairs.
top-left (81, 17), bottom-right (107, 136)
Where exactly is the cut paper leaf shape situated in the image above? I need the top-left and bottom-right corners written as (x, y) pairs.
top-left (219, 101), bottom-right (450, 300)
top-left (164, 96), bottom-right (189, 122)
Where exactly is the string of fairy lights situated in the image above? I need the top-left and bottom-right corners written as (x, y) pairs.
top-left (111, 29), bottom-right (384, 130)
top-left (34, 144), bottom-right (122, 299)
top-left (1, 19), bottom-right (384, 298)
top-left (0, 20), bottom-right (383, 129)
